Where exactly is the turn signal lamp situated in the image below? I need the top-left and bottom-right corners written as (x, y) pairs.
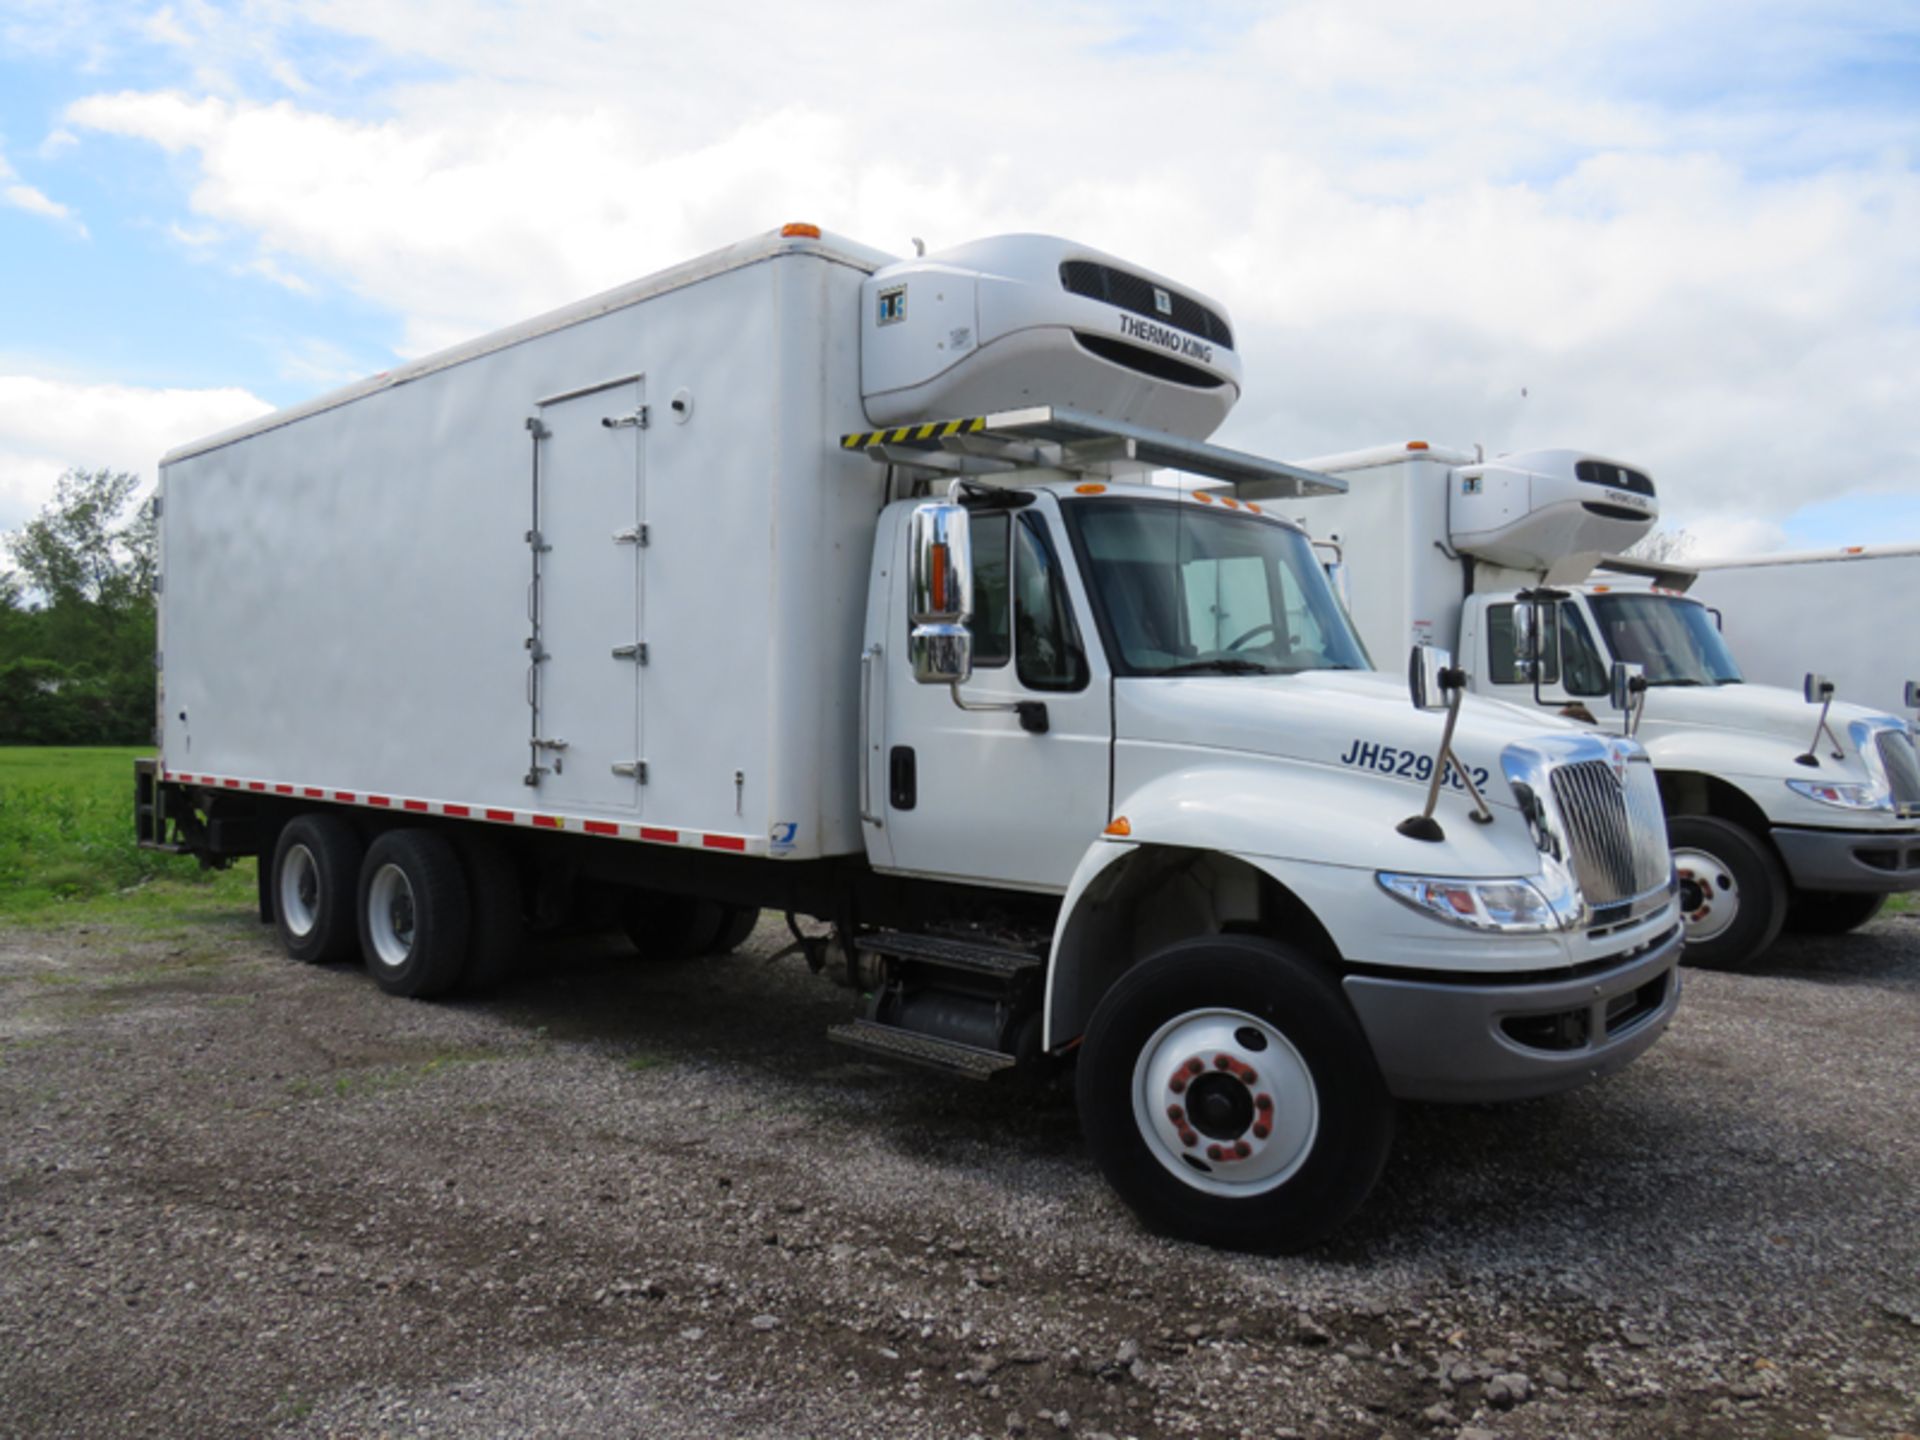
top-left (1104, 816), bottom-right (1132, 837)
top-left (780, 222), bottom-right (822, 238)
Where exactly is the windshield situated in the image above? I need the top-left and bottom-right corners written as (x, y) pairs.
top-left (1587, 592), bottom-right (1743, 686)
top-left (1063, 498), bottom-right (1371, 677)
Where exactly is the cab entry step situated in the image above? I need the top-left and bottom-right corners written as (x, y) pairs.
top-left (826, 1019), bottom-right (1019, 1081)
top-left (854, 930), bottom-right (1043, 978)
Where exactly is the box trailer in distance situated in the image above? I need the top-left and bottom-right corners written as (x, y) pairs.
top-left (138, 225), bottom-right (1683, 1252)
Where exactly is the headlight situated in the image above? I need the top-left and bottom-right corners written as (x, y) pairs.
top-left (1786, 779), bottom-right (1886, 811)
top-left (1377, 872), bottom-right (1572, 933)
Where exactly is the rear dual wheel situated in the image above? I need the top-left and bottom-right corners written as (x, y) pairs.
top-left (1077, 936), bottom-right (1393, 1254)
top-left (358, 830), bottom-right (471, 998)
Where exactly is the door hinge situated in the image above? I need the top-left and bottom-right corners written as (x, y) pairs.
top-left (611, 761), bottom-right (648, 782)
top-left (611, 643), bottom-right (648, 664)
top-left (602, 406), bottom-right (649, 430)
top-left (526, 416), bottom-right (550, 439)
top-left (524, 528), bottom-right (551, 553)
top-left (533, 737), bottom-right (568, 751)
top-left (612, 524), bottom-right (650, 546)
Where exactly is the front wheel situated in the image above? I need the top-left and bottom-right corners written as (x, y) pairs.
top-left (1668, 815), bottom-right (1787, 968)
top-left (1076, 936), bottom-right (1393, 1254)
top-left (1785, 889), bottom-right (1887, 935)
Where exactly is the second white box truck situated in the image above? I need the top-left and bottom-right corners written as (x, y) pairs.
top-left (138, 227), bottom-right (1682, 1251)
top-left (1290, 442), bottom-right (1920, 969)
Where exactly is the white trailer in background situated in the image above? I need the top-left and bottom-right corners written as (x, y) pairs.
top-left (1289, 442), bottom-right (1920, 968)
top-left (1685, 545), bottom-right (1920, 725)
top-left (137, 228), bottom-right (1682, 1252)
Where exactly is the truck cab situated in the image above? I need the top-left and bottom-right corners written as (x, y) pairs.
top-left (1294, 441), bottom-right (1920, 967)
top-left (841, 407), bottom-right (1680, 1247)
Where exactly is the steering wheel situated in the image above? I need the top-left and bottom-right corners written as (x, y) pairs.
top-left (1226, 622), bottom-right (1276, 651)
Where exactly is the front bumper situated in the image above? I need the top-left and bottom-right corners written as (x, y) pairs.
top-left (1771, 825), bottom-right (1920, 894)
top-left (1341, 920), bottom-right (1684, 1104)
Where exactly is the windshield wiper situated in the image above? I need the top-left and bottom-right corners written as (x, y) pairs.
top-left (1153, 658), bottom-right (1277, 677)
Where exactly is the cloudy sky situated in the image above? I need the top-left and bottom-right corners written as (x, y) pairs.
top-left (2, 0), bottom-right (1917, 556)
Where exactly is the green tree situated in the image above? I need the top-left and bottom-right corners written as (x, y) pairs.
top-left (1, 468), bottom-right (156, 744)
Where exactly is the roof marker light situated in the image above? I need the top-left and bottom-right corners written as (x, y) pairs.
top-left (1075, 482), bottom-right (1106, 495)
top-left (780, 222), bottom-right (821, 238)
top-left (1406, 441), bottom-right (1430, 451)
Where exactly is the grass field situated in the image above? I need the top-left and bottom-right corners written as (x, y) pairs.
top-left (0, 747), bottom-right (254, 923)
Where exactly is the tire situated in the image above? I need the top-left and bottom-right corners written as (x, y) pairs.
top-left (271, 813), bottom-right (364, 965)
top-left (708, 906), bottom-right (761, 956)
top-left (1076, 935), bottom-right (1394, 1254)
top-left (357, 830), bottom-right (471, 998)
top-left (1785, 889), bottom-right (1887, 935)
top-left (1668, 815), bottom-right (1788, 969)
top-left (455, 834), bottom-right (525, 994)
top-left (620, 892), bottom-right (714, 960)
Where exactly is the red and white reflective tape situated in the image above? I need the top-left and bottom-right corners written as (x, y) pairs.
top-left (157, 768), bottom-right (765, 857)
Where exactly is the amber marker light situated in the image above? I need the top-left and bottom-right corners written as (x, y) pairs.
top-left (1406, 440), bottom-right (1430, 450)
top-left (780, 222), bottom-right (822, 238)
top-left (1104, 816), bottom-right (1132, 837)
top-left (1075, 482), bottom-right (1107, 495)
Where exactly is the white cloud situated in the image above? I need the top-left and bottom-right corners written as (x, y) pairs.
top-left (33, 1), bottom-right (1920, 546)
top-left (0, 376), bottom-right (273, 533)
top-left (0, 146), bottom-right (87, 236)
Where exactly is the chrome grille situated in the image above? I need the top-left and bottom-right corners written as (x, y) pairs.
top-left (1876, 730), bottom-right (1920, 812)
top-left (1549, 757), bottom-right (1670, 906)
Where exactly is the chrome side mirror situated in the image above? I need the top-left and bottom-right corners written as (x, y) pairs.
top-left (1407, 643), bottom-right (1459, 713)
top-left (1610, 660), bottom-right (1646, 714)
top-left (907, 501), bottom-right (973, 686)
top-left (1609, 660), bottom-right (1648, 737)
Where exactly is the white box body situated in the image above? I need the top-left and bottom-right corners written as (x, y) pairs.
top-left (158, 232), bottom-right (894, 860)
top-left (1687, 545), bottom-right (1920, 721)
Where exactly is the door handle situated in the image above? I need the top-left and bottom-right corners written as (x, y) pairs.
top-left (859, 644), bottom-right (883, 827)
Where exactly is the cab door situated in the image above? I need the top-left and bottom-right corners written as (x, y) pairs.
top-left (878, 498), bottom-right (1112, 891)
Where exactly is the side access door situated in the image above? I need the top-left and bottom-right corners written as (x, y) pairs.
top-left (527, 378), bottom-right (647, 812)
top-left (876, 499), bottom-right (1112, 891)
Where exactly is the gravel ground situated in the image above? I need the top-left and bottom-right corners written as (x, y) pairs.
top-left (2, 902), bottom-right (1917, 1440)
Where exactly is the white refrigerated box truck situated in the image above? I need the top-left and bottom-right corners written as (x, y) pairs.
top-left (1290, 442), bottom-right (1920, 968)
top-left (1684, 544), bottom-right (1920, 724)
top-left (138, 226), bottom-right (1682, 1251)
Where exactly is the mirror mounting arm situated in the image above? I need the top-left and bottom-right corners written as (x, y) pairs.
top-left (1399, 645), bottom-right (1494, 840)
top-left (1797, 673), bottom-right (1844, 766)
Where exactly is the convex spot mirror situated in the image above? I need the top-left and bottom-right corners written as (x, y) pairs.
top-left (1407, 643), bottom-right (1463, 713)
top-left (1804, 672), bottom-right (1835, 704)
top-left (1906, 679), bottom-right (1920, 710)
top-left (908, 500), bottom-right (974, 686)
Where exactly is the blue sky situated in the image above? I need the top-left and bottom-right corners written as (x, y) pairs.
top-left (2, 0), bottom-right (1918, 559)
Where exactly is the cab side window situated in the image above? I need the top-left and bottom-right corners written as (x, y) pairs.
top-left (1487, 603), bottom-right (1560, 685)
top-left (1013, 514), bottom-right (1088, 691)
top-left (1558, 606), bottom-right (1609, 697)
top-left (966, 512), bottom-right (1010, 668)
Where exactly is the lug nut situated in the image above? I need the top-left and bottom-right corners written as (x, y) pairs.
top-left (1253, 1123), bottom-right (1271, 1140)
top-left (1166, 1104), bottom-right (1184, 1122)
top-left (1255, 1093), bottom-right (1273, 1112)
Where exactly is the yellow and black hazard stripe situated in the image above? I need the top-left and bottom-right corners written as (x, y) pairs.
top-left (839, 415), bottom-right (989, 450)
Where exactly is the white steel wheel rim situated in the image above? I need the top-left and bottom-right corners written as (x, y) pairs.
top-left (1673, 846), bottom-right (1738, 943)
top-left (1132, 1007), bottom-right (1319, 1198)
top-left (279, 844), bottom-right (320, 939)
top-left (366, 863), bottom-right (418, 969)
